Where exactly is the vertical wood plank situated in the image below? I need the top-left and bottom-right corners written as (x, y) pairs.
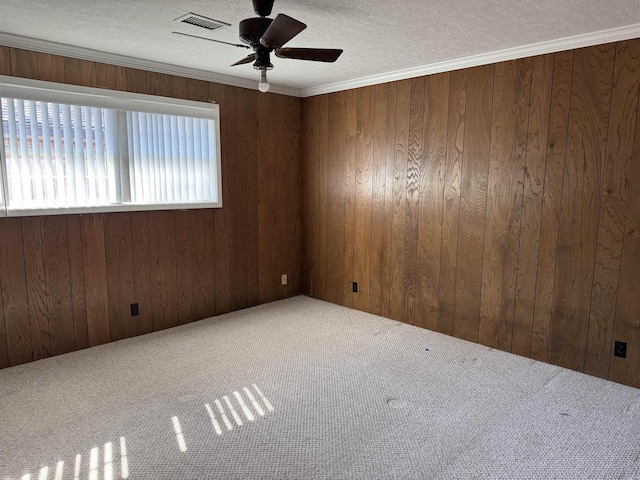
top-left (0, 259), bottom-right (7, 368)
top-left (415, 72), bottom-right (449, 331)
top-left (244, 90), bottom-right (260, 305)
top-left (301, 98), bottom-right (310, 295)
top-left (479, 60), bottom-right (518, 347)
top-left (438, 70), bottom-right (467, 336)
top-left (9, 48), bottom-right (39, 79)
top-left (343, 90), bottom-right (358, 306)
top-left (512, 54), bottom-right (555, 357)
top-left (173, 76), bottom-right (190, 100)
top-left (0, 46), bottom-right (11, 75)
top-left (275, 95), bottom-right (291, 300)
top-left (380, 84), bottom-right (397, 318)
top-left (305, 97), bottom-right (317, 296)
top-left (275, 94), bottom-right (288, 300)
top-left (389, 80), bottom-right (411, 321)
top-left (0, 218), bottom-right (32, 366)
top-left (531, 50), bottom-right (574, 362)
top-left (227, 88), bottom-right (249, 309)
top-left (176, 211), bottom-right (191, 325)
top-left (316, 95), bottom-right (329, 301)
top-left (549, 44), bottom-right (616, 371)
top-left (124, 68), bottom-right (147, 94)
top-left (498, 57), bottom-right (533, 351)
top-left (104, 213), bottom-right (135, 341)
top-left (95, 63), bottom-right (117, 90)
top-left (66, 216), bottom-right (88, 349)
top-left (369, 84), bottom-right (389, 316)
top-left (326, 92), bottom-right (347, 304)
top-left (81, 214), bottom-right (110, 346)
top-left (187, 79), bottom-right (209, 102)
top-left (186, 78), bottom-right (209, 101)
top-left (42, 216), bottom-right (76, 355)
top-left (22, 217), bottom-right (51, 360)
top-left (64, 58), bottom-right (96, 87)
top-left (189, 210), bottom-right (208, 321)
top-left (306, 96), bottom-right (320, 298)
top-left (403, 78), bottom-right (425, 324)
top-left (131, 212), bottom-right (153, 335)
top-left (204, 210), bottom-right (217, 317)
top-left (147, 72), bottom-right (174, 97)
top-left (453, 64), bottom-right (494, 343)
top-left (149, 211), bottom-right (178, 331)
top-left (585, 40), bottom-right (640, 377)
top-left (286, 97), bottom-right (304, 295)
top-left (37, 53), bottom-right (65, 83)
top-left (210, 84), bottom-right (231, 314)
top-left (114, 66), bottom-right (127, 91)
top-left (353, 87), bottom-right (375, 312)
top-left (258, 93), bottom-right (278, 303)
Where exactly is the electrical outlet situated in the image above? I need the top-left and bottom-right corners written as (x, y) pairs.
top-left (352, 282), bottom-right (358, 293)
top-left (614, 341), bottom-right (627, 358)
top-left (130, 303), bottom-right (139, 317)
top-left (281, 274), bottom-right (288, 286)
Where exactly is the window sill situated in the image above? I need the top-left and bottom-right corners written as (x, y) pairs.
top-left (3, 201), bottom-right (222, 217)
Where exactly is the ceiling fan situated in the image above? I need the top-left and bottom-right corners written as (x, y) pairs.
top-left (173, 0), bottom-right (343, 92)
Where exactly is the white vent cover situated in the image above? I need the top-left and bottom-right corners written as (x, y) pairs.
top-left (174, 13), bottom-right (231, 32)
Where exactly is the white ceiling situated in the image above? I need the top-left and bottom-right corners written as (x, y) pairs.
top-left (1, 0), bottom-right (640, 96)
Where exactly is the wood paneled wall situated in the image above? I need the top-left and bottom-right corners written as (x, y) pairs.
top-left (2, 39), bottom-right (639, 389)
top-left (0, 47), bottom-right (304, 368)
top-left (303, 39), bottom-right (640, 388)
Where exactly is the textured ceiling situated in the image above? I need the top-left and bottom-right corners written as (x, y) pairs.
top-left (1, 0), bottom-right (640, 91)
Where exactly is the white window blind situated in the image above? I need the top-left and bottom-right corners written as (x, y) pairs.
top-left (1, 98), bottom-right (114, 209)
top-left (0, 76), bottom-right (221, 216)
top-left (126, 112), bottom-right (217, 204)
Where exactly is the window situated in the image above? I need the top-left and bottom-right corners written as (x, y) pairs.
top-left (0, 76), bottom-right (222, 216)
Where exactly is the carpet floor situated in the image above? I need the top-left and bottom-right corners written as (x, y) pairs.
top-left (0, 296), bottom-right (639, 479)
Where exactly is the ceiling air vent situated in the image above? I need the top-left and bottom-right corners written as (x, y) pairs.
top-left (174, 13), bottom-right (231, 32)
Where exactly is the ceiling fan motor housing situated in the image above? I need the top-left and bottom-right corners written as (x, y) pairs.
top-left (239, 17), bottom-right (273, 46)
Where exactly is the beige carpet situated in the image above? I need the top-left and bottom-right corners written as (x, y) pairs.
top-left (0, 296), bottom-right (639, 479)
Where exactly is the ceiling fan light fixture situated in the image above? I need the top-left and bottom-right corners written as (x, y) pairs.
top-left (258, 68), bottom-right (270, 93)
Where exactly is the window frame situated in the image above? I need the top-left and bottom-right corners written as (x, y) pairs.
top-left (0, 75), bottom-right (222, 217)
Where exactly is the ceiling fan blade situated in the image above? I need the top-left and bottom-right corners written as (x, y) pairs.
top-left (260, 14), bottom-right (307, 49)
top-left (252, 0), bottom-right (275, 17)
top-left (275, 48), bottom-right (343, 62)
top-left (231, 54), bottom-right (256, 66)
top-left (172, 31), bottom-right (250, 49)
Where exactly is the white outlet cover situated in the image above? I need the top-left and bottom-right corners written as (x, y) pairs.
top-left (281, 274), bottom-right (288, 286)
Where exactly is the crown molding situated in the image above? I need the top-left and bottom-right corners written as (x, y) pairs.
top-left (0, 32), bottom-right (304, 97)
top-left (3, 24), bottom-right (640, 99)
top-left (301, 23), bottom-right (640, 97)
